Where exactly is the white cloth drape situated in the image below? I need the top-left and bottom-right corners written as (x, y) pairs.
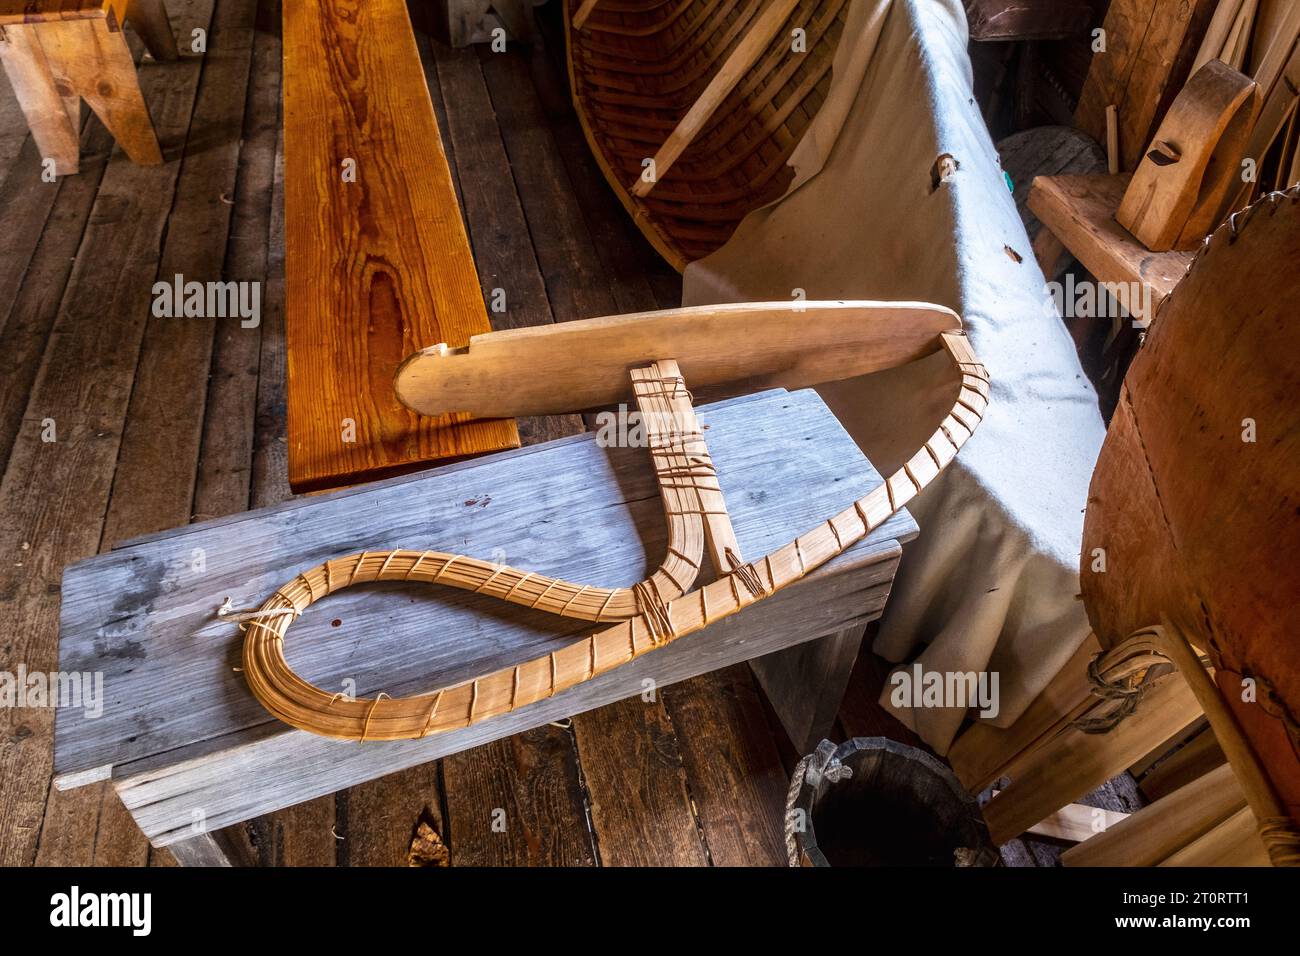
top-left (683, 0), bottom-right (1105, 751)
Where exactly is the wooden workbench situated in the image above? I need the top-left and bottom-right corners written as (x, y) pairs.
top-left (54, 388), bottom-right (916, 864)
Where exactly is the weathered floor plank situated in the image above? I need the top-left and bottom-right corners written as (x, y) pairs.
top-left (662, 665), bottom-right (792, 867)
top-left (0, 0), bottom-right (217, 868)
top-left (33, 0), bottom-right (260, 869)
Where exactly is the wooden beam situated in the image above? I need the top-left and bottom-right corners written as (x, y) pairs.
top-left (282, 0), bottom-right (518, 491)
top-left (981, 670), bottom-right (1203, 846)
top-left (630, 0), bottom-right (800, 197)
top-left (1159, 805), bottom-right (1271, 866)
top-left (1027, 173), bottom-right (1193, 324)
top-left (1063, 762), bottom-right (1245, 866)
top-left (394, 300), bottom-right (960, 419)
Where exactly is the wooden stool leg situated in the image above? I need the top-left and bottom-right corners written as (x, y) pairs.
top-left (164, 827), bottom-right (257, 867)
top-left (126, 0), bottom-right (180, 62)
top-left (42, 17), bottom-right (163, 166)
top-left (0, 24), bottom-right (81, 175)
top-left (750, 625), bottom-right (865, 754)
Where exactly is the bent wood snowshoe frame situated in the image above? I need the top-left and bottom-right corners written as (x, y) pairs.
top-left (231, 302), bottom-right (987, 741)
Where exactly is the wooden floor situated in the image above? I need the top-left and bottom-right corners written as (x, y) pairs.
top-left (0, 0), bottom-right (1139, 867)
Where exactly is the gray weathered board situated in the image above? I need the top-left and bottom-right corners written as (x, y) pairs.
top-left (55, 389), bottom-right (916, 846)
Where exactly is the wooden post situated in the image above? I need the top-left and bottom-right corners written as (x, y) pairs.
top-left (127, 0), bottom-right (180, 62)
top-left (750, 624), bottom-right (866, 754)
top-left (0, 23), bottom-right (82, 175)
top-left (45, 17), bottom-right (163, 166)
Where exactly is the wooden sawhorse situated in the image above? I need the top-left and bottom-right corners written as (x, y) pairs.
top-left (0, 0), bottom-right (177, 175)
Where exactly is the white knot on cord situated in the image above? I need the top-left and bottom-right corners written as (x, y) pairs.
top-left (215, 596), bottom-right (300, 631)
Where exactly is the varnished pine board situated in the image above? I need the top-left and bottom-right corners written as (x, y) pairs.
top-left (53, 389), bottom-right (912, 845)
top-left (0, 0), bottom-right (215, 868)
top-left (0, 2), bottom-right (121, 24)
top-left (281, 0), bottom-right (518, 492)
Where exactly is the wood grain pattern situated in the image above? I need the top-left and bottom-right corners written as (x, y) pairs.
top-left (426, 37), bottom-right (596, 870)
top-left (1079, 190), bottom-right (1300, 824)
top-left (282, 0), bottom-right (517, 492)
top-left (1116, 60), bottom-right (1259, 251)
top-left (395, 300), bottom-right (960, 419)
top-left (1064, 762), bottom-right (1244, 867)
top-left (571, 694), bottom-right (708, 866)
top-left (662, 664), bottom-right (789, 865)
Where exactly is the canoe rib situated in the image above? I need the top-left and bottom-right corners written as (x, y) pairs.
top-left (632, 0), bottom-right (803, 197)
top-left (565, 0), bottom-right (849, 269)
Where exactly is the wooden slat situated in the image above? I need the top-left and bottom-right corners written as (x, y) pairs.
top-left (572, 695), bottom-right (708, 866)
top-left (981, 673), bottom-right (1203, 846)
top-left (630, 0), bottom-right (801, 196)
top-left (0, 88), bottom-right (102, 472)
top-left (1065, 762), bottom-right (1244, 866)
top-left (343, 762), bottom-right (444, 867)
top-left (33, 0), bottom-right (259, 869)
top-left (281, 0), bottom-right (517, 492)
top-left (426, 39), bottom-right (594, 865)
top-left (662, 664), bottom-right (790, 865)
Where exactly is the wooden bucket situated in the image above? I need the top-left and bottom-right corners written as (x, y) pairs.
top-left (785, 738), bottom-right (999, 867)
